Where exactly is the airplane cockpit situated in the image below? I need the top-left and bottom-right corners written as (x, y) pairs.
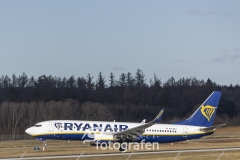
top-left (34, 124), bottom-right (42, 127)
top-left (25, 122), bottom-right (46, 136)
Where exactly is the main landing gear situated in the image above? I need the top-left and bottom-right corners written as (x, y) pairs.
top-left (119, 142), bottom-right (128, 152)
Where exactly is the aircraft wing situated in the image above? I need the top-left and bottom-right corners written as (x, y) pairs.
top-left (199, 123), bottom-right (226, 132)
top-left (113, 108), bottom-right (164, 140)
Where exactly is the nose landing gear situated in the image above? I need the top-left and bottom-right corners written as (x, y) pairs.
top-left (43, 140), bottom-right (47, 151)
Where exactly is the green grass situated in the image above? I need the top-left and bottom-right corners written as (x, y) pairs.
top-left (1, 127), bottom-right (240, 159)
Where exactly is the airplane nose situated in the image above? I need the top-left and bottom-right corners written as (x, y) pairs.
top-left (25, 128), bottom-right (32, 135)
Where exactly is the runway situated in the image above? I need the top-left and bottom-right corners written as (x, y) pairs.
top-left (1, 131), bottom-right (240, 160)
top-left (1, 147), bottom-right (240, 160)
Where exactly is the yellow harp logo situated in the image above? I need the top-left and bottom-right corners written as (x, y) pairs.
top-left (201, 105), bottom-right (215, 122)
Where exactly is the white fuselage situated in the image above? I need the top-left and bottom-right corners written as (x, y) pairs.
top-left (25, 120), bottom-right (213, 143)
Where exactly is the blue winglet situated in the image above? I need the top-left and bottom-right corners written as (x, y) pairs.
top-left (153, 108), bottom-right (165, 123)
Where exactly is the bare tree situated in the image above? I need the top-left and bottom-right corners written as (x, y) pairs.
top-left (80, 102), bottom-right (113, 121)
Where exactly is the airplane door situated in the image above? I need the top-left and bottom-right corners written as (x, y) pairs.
top-left (183, 127), bottom-right (188, 137)
top-left (49, 122), bottom-right (54, 132)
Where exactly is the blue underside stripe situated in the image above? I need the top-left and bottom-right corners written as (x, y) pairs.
top-left (35, 132), bottom-right (213, 143)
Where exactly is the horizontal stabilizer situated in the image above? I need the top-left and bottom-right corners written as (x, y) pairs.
top-left (199, 123), bottom-right (226, 132)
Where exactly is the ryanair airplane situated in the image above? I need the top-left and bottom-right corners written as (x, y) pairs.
top-left (25, 91), bottom-right (225, 151)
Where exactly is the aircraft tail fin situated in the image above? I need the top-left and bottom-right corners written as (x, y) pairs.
top-left (173, 91), bottom-right (222, 127)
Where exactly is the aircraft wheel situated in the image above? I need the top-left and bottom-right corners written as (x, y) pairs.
top-left (119, 143), bottom-right (128, 152)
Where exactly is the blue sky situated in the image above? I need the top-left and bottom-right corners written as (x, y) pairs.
top-left (0, 1), bottom-right (239, 85)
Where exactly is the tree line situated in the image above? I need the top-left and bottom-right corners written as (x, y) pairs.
top-left (0, 69), bottom-right (239, 140)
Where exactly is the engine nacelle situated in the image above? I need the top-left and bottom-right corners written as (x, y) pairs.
top-left (94, 133), bottom-right (116, 141)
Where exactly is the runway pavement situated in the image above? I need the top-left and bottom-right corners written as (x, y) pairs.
top-left (1, 147), bottom-right (240, 160)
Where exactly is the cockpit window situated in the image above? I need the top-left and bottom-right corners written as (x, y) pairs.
top-left (34, 124), bottom-right (42, 127)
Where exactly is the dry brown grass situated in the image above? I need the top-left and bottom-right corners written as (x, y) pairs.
top-left (1, 127), bottom-right (240, 159)
top-left (215, 126), bottom-right (240, 133)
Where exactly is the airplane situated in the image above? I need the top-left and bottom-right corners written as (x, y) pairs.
top-left (25, 91), bottom-right (226, 152)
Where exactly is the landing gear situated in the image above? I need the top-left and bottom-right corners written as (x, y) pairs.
top-left (43, 140), bottom-right (47, 147)
top-left (119, 142), bottom-right (128, 152)
top-left (43, 140), bottom-right (47, 151)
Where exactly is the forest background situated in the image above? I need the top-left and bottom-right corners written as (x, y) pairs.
top-left (0, 69), bottom-right (239, 140)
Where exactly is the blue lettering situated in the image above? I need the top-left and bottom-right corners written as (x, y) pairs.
top-left (74, 123), bottom-right (83, 131)
top-left (64, 123), bottom-right (73, 130)
top-left (93, 124), bottom-right (102, 131)
top-left (114, 124), bottom-right (118, 132)
top-left (104, 124), bottom-right (113, 132)
top-left (83, 123), bottom-right (91, 131)
top-left (119, 125), bottom-right (128, 131)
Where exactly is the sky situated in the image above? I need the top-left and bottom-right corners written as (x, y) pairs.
top-left (0, 0), bottom-right (239, 85)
